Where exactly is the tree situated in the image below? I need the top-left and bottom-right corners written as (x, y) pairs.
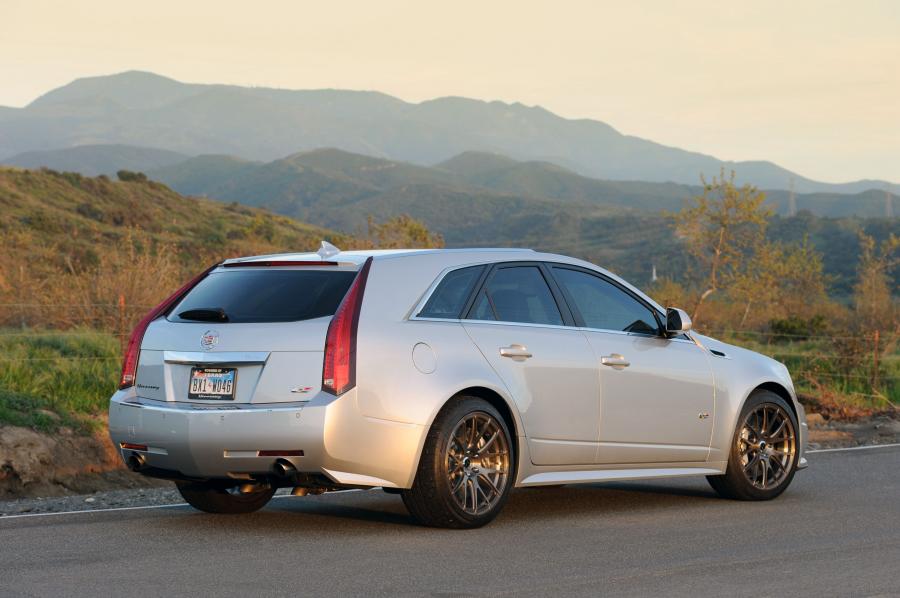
top-left (853, 231), bottom-right (899, 333)
top-left (365, 214), bottom-right (444, 249)
top-left (728, 236), bottom-right (829, 328)
top-left (674, 170), bottom-right (770, 324)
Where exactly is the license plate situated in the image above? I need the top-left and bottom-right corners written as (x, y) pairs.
top-left (188, 367), bottom-right (236, 400)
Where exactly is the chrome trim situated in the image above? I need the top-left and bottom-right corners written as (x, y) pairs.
top-left (461, 318), bottom-right (574, 332)
top-left (163, 351), bottom-right (270, 365)
top-left (120, 398), bottom-right (308, 413)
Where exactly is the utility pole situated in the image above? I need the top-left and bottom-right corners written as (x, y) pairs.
top-left (788, 177), bottom-right (797, 217)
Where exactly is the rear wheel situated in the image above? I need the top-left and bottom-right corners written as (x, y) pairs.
top-left (402, 397), bottom-right (514, 529)
top-left (707, 390), bottom-right (799, 500)
top-left (175, 481), bottom-right (275, 514)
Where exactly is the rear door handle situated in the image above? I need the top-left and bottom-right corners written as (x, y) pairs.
top-left (499, 344), bottom-right (532, 361)
top-left (601, 353), bottom-right (630, 368)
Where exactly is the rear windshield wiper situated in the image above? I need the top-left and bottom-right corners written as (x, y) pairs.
top-left (177, 307), bottom-right (230, 322)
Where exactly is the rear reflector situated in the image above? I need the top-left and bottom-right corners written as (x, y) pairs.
top-left (257, 450), bottom-right (305, 457)
top-left (119, 263), bottom-right (219, 389)
top-left (223, 260), bottom-right (338, 268)
top-left (322, 257), bottom-right (373, 396)
top-left (120, 442), bottom-right (148, 451)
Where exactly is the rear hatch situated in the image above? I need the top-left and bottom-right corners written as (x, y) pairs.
top-left (136, 265), bottom-right (357, 404)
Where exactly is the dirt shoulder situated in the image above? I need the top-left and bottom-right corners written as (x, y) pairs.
top-left (0, 425), bottom-right (166, 500)
top-left (806, 413), bottom-right (900, 449)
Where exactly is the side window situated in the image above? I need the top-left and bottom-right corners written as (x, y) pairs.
top-left (469, 266), bottom-right (563, 326)
top-left (552, 267), bottom-right (660, 335)
top-left (418, 265), bottom-right (485, 319)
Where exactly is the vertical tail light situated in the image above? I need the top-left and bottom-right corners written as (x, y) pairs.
top-left (322, 257), bottom-right (373, 396)
top-left (119, 264), bottom-right (218, 390)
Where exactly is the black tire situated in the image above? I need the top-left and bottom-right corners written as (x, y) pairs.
top-left (707, 390), bottom-right (800, 501)
top-left (175, 481), bottom-right (275, 514)
top-left (402, 396), bottom-right (515, 529)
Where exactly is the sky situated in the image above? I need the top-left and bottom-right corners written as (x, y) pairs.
top-left (1, 0), bottom-right (898, 183)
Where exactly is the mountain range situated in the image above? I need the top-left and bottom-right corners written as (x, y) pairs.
top-left (2, 70), bottom-right (898, 195)
top-left (3, 144), bottom-right (894, 219)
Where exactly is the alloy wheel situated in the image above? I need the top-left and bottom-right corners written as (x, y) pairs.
top-left (445, 412), bottom-right (511, 516)
top-left (738, 403), bottom-right (797, 490)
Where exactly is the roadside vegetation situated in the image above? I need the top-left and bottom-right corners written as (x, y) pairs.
top-left (650, 170), bottom-right (898, 413)
top-left (0, 167), bottom-right (895, 434)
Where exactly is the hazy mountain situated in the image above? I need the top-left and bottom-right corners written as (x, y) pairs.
top-left (2, 144), bottom-right (188, 176)
top-left (151, 147), bottom-right (897, 220)
top-left (3, 71), bottom-right (898, 194)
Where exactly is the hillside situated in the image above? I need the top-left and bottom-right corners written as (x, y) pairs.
top-left (12, 143), bottom-right (892, 219)
top-left (0, 167), bottom-right (354, 288)
top-left (150, 150), bottom-right (897, 292)
top-left (3, 144), bottom-right (188, 176)
top-left (3, 70), bottom-right (898, 194)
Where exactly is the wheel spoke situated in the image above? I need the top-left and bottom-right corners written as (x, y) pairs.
top-left (744, 453), bottom-right (760, 473)
top-left (478, 472), bottom-right (501, 498)
top-left (476, 431), bottom-right (499, 455)
top-left (768, 418), bottom-right (786, 440)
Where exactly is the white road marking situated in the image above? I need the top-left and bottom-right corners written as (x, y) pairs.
top-left (806, 442), bottom-right (900, 454)
top-left (0, 502), bottom-right (189, 520)
top-left (0, 488), bottom-right (372, 521)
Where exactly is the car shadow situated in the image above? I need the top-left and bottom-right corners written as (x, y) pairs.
top-left (162, 480), bottom-right (724, 532)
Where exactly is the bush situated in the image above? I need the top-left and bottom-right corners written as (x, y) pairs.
top-left (116, 170), bottom-right (148, 183)
top-left (769, 315), bottom-right (828, 341)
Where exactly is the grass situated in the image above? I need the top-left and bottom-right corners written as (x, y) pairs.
top-left (1, 326), bottom-right (896, 436)
top-left (0, 330), bottom-right (120, 433)
top-left (710, 332), bottom-right (900, 413)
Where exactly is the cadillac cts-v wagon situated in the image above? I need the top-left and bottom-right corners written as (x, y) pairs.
top-left (109, 244), bottom-right (807, 528)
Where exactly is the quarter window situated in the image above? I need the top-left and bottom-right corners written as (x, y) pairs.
top-left (469, 266), bottom-right (563, 326)
top-left (418, 265), bottom-right (485, 319)
top-left (552, 267), bottom-right (660, 335)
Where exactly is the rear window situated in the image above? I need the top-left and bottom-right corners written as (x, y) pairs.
top-left (169, 269), bottom-right (357, 324)
top-left (418, 265), bottom-right (485, 319)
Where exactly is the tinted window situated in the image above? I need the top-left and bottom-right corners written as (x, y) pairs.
top-left (169, 269), bottom-right (357, 323)
top-left (419, 265), bottom-right (485, 319)
top-left (553, 268), bottom-right (660, 334)
top-left (469, 266), bottom-right (563, 326)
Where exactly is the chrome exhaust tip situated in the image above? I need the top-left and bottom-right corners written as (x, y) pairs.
top-left (272, 459), bottom-right (296, 477)
top-left (126, 452), bottom-right (147, 472)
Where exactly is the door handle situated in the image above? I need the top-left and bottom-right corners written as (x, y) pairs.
top-left (499, 344), bottom-right (532, 361)
top-left (601, 353), bottom-right (630, 368)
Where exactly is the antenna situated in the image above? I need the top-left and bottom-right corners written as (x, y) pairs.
top-left (317, 241), bottom-right (341, 259)
top-left (788, 177), bottom-right (797, 217)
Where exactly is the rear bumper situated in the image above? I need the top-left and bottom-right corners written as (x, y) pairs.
top-left (108, 388), bottom-right (426, 488)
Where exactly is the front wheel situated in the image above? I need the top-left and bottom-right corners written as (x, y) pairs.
top-left (175, 481), bottom-right (275, 514)
top-left (402, 397), bottom-right (514, 529)
top-left (707, 390), bottom-right (800, 500)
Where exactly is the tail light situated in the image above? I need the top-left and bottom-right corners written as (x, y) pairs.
top-left (119, 264), bottom-right (218, 389)
top-left (322, 257), bottom-right (373, 396)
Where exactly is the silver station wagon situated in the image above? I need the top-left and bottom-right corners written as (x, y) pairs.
top-left (109, 245), bottom-right (807, 528)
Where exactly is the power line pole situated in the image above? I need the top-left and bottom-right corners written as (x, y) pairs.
top-left (788, 177), bottom-right (797, 217)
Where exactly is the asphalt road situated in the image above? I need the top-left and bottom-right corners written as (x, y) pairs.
top-left (1, 446), bottom-right (898, 598)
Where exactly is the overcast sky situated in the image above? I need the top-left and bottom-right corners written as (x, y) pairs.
top-left (2, 0), bottom-right (898, 183)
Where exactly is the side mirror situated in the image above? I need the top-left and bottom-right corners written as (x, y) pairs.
top-left (665, 307), bottom-right (692, 335)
